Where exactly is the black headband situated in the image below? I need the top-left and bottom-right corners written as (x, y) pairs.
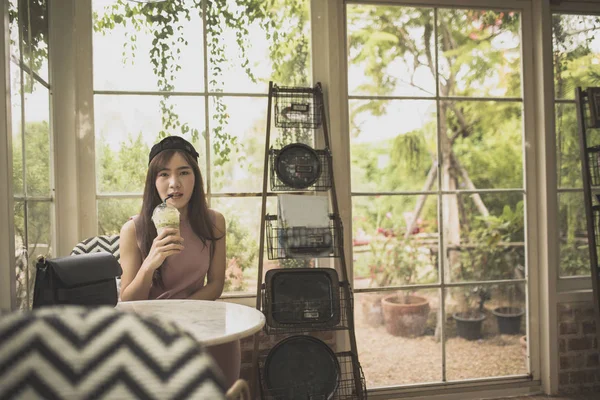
top-left (148, 136), bottom-right (200, 165)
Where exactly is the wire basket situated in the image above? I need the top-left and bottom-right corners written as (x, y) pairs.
top-left (588, 146), bottom-right (600, 187)
top-left (259, 351), bottom-right (367, 400)
top-left (262, 281), bottom-right (353, 335)
top-left (273, 84), bottom-right (323, 129)
top-left (587, 87), bottom-right (600, 129)
top-left (270, 146), bottom-right (331, 191)
top-left (265, 214), bottom-right (342, 260)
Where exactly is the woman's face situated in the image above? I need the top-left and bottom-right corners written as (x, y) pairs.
top-left (155, 152), bottom-right (196, 210)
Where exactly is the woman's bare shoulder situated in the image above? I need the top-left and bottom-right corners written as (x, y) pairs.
top-left (120, 219), bottom-right (137, 240)
top-left (208, 209), bottom-right (226, 232)
top-left (209, 208), bottom-right (224, 219)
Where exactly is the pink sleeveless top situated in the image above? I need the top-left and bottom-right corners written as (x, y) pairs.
top-left (132, 210), bottom-right (215, 299)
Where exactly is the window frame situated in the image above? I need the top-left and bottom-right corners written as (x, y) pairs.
top-left (551, 3), bottom-right (600, 289)
top-left (8, 0), bottom-right (55, 310)
top-left (344, 0), bottom-right (541, 390)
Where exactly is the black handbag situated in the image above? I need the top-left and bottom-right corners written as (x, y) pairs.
top-left (32, 252), bottom-right (122, 308)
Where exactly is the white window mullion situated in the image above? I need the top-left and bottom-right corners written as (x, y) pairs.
top-left (48, 0), bottom-right (78, 257)
top-left (531, 0), bottom-right (560, 394)
top-left (74, 0), bottom-right (97, 239)
top-left (48, 0), bottom-right (97, 256)
top-left (0, 0), bottom-right (17, 312)
top-left (520, 0), bottom-right (543, 385)
top-left (313, 0), bottom-right (353, 279)
top-left (202, 0), bottom-right (211, 204)
top-left (312, 0), bottom-right (352, 354)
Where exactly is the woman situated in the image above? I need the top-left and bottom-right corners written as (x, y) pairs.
top-left (119, 135), bottom-right (239, 386)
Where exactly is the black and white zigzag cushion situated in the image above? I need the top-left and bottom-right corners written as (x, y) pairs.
top-left (0, 306), bottom-right (227, 400)
top-left (71, 235), bottom-right (121, 263)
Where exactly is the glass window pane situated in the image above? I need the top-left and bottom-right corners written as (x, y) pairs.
top-left (443, 193), bottom-right (525, 282)
top-left (556, 103), bottom-right (582, 188)
top-left (94, 95), bottom-right (206, 193)
top-left (346, 5), bottom-right (436, 97)
top-left (96, 135), bottom-right (151, 194)
top-left (443, 100), bottom-right (523, 190)
top-left (349, 99), bottom-right (437, 192)
top-left (92, 0), bottom-right (205, 92)
top-left (552, 14), bottom-right (600, 100)
top-left (20, 201), bottom-right (53, 310)
top-left (558, 191), bottom-right (590, 277)
top-left (210, 196), bottom-right (277, 295)
top-left (207, 0), bottom-right (311, 93)
top-left (209, 96), bottom-right (267, 193)
top-left (347, 3), bottom-right (529, 388)
top-left (97, 198), bottom-right (143, 236)
top-left (352, 195), bottom-right (439, 288)
top-left (438, 9), bottom-right (522, 98)
top-left (27, 201), bottom-right (52, 255)
top-left (11, 66), bottom-right (23, 196)
top-left (445, 283), bottom-right (527, 380)
top-left (24, 82), bottom-right (51, 196)
top-left (355, 289), bottom-right (441, 387)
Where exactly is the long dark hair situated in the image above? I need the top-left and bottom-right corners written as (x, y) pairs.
top-left (138, 149), bottom-right (222, 287)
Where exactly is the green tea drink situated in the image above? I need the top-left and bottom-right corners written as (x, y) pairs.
top-left (152, 202), bottom-right (180, 235)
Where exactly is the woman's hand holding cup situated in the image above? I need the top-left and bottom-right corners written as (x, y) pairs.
top-left (142, 228), bottom-right (184, 273)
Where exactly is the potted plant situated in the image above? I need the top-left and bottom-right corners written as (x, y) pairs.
top-left (453, 202), bottom-right (525, 339)
top-left (491, 283), bottom-right (525, 335)
top-left (452, 286), bottom-right (490, 340)
top-left (475, 204), bottom-right (526, 335)
top-left (376, 235), bottom-right (435, 337)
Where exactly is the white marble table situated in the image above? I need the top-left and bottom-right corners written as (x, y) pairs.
top-left (115, 299), bottom-right (265, 346)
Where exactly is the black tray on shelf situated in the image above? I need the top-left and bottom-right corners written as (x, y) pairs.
top-left (259, 350), bottom-right (366, 400)
top-left (262, 277), bottom-right (353, 334)
top-left (265, 214), bottom-right (342, 260)
top-left (270, 144), bottom-right (331, 191)
top-left (264, 268), bottom-right (340, 328)
top-left (273, 84), bottom-right (323, 129)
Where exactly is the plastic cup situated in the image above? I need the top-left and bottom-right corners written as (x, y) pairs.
top-left (152, 202), bottom-right (180, 236)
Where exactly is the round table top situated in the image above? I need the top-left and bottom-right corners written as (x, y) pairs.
top-left (115, 299), bottom-right (265, 346)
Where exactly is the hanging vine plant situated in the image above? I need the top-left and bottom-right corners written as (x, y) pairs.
top-left (92, 0), bottom-right (309, 166)
top-left (9, 0), bottom-right (311, 166)
top-left (8, 0), bottom-right (49, 92)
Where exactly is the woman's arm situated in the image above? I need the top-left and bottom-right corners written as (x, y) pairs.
top-left (188, 211), bottom-right (227, 301)
top-left (119, 220), bottom-right (184, 301)
top-left (119, 220), bottom-right (154, 301)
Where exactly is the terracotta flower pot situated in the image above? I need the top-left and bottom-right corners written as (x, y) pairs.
top-left (381, 294), bottom-right (430, 337)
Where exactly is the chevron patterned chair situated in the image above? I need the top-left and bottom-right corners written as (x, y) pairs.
top-left (71, 235), bottom-right (121, 262)
top-left (0, 306), bottom-right (228, 400)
